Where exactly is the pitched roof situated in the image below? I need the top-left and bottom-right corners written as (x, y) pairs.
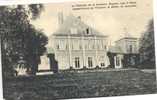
top-left (53, 14), bottom-right (105, 36)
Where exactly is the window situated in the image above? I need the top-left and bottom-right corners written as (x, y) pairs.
top-left (88, 41), bottom-right (91, 50)
top-left (56, 44), bottom-right (59, 50)
top-left (130, 57), bottom-right (135, 65)
top-left (75, 57), bottom-right (80, 68)
top-left (116, 56), bottom-right (120, 66)
top-left (92, 45), bottom-right (95, 49)
top-left (74, 40), bottom-right (79, 50)
top-left (88, 57), bottom-right (93, 67)
top-left (86, 28), bottom-right (89, 34)
top-left (104, 45), bottom-right (107, 50)
top-left (101, 41), bottom-right (103, 50)
top-left (129, 45), bottom-right (133, 53)
top-left (79, 45), bottom-right (82, 50)
top-left (66, 44), bottom-right (68, 50)
top-left (101, 63), bottom-right (105, 67)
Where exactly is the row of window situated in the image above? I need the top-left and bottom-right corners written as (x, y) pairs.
top-left (70, 27), bottom-right (91, 35)
top-left (75, 57), bottom-right (93, 68)
top-left (74, 57), bottom-right (105, 68)
top-left (56, 44), bottom-right (107, 50)
top-left (127, 45), bottom-right (133, 53)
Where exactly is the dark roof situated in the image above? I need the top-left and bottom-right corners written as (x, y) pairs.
top-left (53, 14), bottom-right (107, 37)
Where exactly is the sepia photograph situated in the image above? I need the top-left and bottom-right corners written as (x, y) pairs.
top-left (0, 0), bottom-right (156, 99)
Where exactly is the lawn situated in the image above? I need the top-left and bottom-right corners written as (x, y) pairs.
top-left (3, 69), bottom-right (157, 100)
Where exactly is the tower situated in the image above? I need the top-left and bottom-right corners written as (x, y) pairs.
top-left (123, 27), bottom-right (132, 38)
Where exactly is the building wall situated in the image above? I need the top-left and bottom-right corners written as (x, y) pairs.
top-left (115, 38), bottom-right (139, 54)
top-left (114, 38), bottom-right (140, 68)
top-left (51, 35), bottom-right (110, 70)
top-left (38, 55), bottom-right (50, 71)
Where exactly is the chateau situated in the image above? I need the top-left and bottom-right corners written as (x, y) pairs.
top-left (42, 13), bottom-right (140, 72)
top-left (17, 13), bottom-right (140, 75)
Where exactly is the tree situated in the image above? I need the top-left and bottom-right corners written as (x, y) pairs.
top-left (0, 4), bottom-right (47, 77)
top-left (28, 4), bottom-right (44, 19)
top-left (25, 28), bottom-right (48, 74)
top-left (139, 19), bottom-right (155, 69)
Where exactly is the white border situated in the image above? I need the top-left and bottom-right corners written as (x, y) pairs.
top-left (0, 0), bottom-right (85, 5)
top-left (0, 0), bottom-right (157, 100)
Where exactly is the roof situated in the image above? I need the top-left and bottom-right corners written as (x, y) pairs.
top-left (53, 14), bottom-right (106, 37)
top-left (115, 37), bottom-right (138, 43)
top-left (53, 34), bottom-right (107, 37)
top-left (108, 46), bottom-right (124, 54)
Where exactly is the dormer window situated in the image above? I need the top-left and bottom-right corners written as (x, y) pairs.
top-left (86, 28), bottom-right (89, 35)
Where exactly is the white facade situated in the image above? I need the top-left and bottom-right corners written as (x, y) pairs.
top-left (51, 35), bottom-right (110, 70)
top-left (115, 37), bottom-right (139, 54)
top-left (49, 14), bottom-right (110, 70)
top-left (38, 55), bottom-right (51, 70)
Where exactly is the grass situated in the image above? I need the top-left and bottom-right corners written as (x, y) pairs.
top-left (3, 69), bottom-right (157, 100)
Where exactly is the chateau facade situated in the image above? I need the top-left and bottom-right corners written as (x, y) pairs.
top-left (16, 14), bottom-right (140, 75)
top-left (49, 14), bottom-right (110, 70)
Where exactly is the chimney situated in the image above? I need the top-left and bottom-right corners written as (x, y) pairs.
top-left (58, 12), bottom-right (64, 26)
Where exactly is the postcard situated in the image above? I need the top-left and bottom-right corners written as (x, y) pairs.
top-left (0, 0), bottom-right (156, 100)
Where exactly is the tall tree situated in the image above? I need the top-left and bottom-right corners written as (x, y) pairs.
top-left (0, 4), bottom-right (47, 77)
top-left (28, 4), bottom-right (44, 19)
top-left (139, 19), bottom-right (155, 69)
top-left (26, 28), bottom-right (48, 74)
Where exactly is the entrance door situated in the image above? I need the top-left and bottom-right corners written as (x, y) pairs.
top-left (88, 57), bottom-right (93, 68)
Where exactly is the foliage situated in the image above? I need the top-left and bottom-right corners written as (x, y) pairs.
top-left (28, 4), bottom-right (44, 20)
top-left (107, 52), bottom-right (116, 68)
top-left (0, 4), bottom-right (47, 77)
top-left (139, 19), bottom-right (155, 69)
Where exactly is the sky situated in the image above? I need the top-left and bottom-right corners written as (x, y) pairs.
top-left (31, 0), bottom-right (153, 43)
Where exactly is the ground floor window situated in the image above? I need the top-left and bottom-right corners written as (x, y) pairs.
top-left (116, 56), bottom-right (120, 66)
top-left (88, 57), bottom-right (93, 67)
top-left (130, 57), bottom-right (135, 65)
top-left (101, 63), bottom-right (105, 67)
top-left (75, 57), bottom-right (80, 68)
top-left (56, 44), bottom-right (60, 50)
